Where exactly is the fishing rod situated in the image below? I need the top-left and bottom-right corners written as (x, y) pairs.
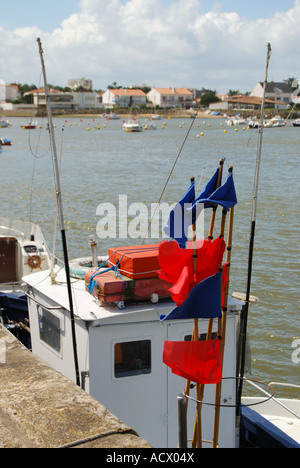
top-left (236, 43), bottom-right (272, 412)
top-left (37, 38), bottom-right (81, 387)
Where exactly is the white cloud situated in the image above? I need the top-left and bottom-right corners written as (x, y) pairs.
top-left (1, 0), bottom-right (300, 92)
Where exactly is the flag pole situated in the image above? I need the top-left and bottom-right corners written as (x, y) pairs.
top-left (236, 42), bottom-right (272, 414)
top-left (212, 169), bottom-right (235, 448)
top-left (183, 176), bottom-right (198, 406)
top-left (208, 158), bottom-right (225, 240)
top-left (191, 158), bottom-right (225, 448)
top-left (190, 176), bottom-right (203, 448)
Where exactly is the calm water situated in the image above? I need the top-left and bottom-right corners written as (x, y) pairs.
top-left (1, 115), bottom-right (299, 395)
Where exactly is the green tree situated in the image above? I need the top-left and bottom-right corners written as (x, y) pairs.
top-left (228, 89), bottom-right (240, 96)
top-left (200, 91), bottom-right (220, 107)
top-left (283, 77), bottom-right (298, 90)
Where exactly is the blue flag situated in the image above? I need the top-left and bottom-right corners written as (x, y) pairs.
top-left (163, 180), bottom-right (195, 249)
top-left (159, 271), bottom-right (222, 321)
top-left (190, 167), bottom-right (220, 224)
top-left (192, 172), bottom-right (237, 214)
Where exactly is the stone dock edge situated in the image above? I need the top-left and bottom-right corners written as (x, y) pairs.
top-left (0, 325), bottom-right (151, 448)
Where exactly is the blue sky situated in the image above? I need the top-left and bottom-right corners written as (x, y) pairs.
top-left (0, 0), bottom-right (296, 31)
top-left (0, 0), bottom-right (80, 31)
top-left (0, 0), bottom-right (299, 93)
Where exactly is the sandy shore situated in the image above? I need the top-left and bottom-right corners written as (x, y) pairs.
top-left (1, 109), bottom-right (223, 119)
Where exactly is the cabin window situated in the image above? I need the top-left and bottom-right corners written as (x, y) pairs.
top-left (38, 306), bottom-right (62, 354)
top-left (114, 340), bottom-right (151, 378)
top-left (185, 332), bottom-right (217, 342)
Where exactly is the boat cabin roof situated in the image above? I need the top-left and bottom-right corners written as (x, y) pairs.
top-left (23, 267), bottom-right (244, 326)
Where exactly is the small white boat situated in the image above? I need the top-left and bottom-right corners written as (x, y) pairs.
top-left (123, 118), bottom-right (143, 132)
top-left (226, 116), bottom-right (247, 126)
top-left (105, 113), bottom-right (120, 120)
top-left (151, 115), bottom-right (162, 120)
top-left (144, 121), bottom-right (156, 130)
top-left (0, 218), bottom-right (51, 347)
top-left (21, 121), bottom-right (37, 130)
top-left (264, 121), bottom-right (273, 128)
top-left (271, 116), bottom-right (286, 127)
top-left (0, 218), bottom-right (51, 294)
top-left (292, 118), bottom-right (300, 127)
top-left (248, 119), bottom-right (261, 129)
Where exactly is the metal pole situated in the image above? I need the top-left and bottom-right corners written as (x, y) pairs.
top-left (37, 38), bottom-right (81, 387)
top-left (178, 394), bottom-right (188, 448)
top-left (237, 43), bottom-right (272, 412)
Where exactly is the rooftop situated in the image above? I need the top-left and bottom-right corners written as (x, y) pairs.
top-left (152, 88), bottom-right (193, 95)
top-left (226, 95), bottom-right (286, 106)
top-left (108, 88), bottom-right (146, 96)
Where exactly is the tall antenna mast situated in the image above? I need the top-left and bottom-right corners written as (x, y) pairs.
top-left (237, 42), bottom-right (272, 409)
top-left (37, 38), bottom-right (80, 387)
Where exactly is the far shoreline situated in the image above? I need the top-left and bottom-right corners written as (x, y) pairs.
top-left (2, 108), bottom-right (296, 120)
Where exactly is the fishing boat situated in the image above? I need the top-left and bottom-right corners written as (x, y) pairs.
top-left (292, 118), bottom-right (300, 127)
top-left (152, 115), bottom-right (162, 120)
top-left (21, 121), bottom-right (37, 130)
top-left (24, 258), bottom-right (244, 448)
top-left (23, 223), bottom-right (300, 449)
top-left (122, 118), bottom-right (143, 132)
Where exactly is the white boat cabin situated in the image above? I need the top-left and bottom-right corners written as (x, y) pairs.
top-left (0, 218), bottom-right (51, 293)
top-left (24, 266), bottom-right (244, 448)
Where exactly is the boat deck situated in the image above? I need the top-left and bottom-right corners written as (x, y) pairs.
top-left (242, 397), bottom-right (300, 447)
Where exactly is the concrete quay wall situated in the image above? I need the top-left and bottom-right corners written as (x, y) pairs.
top-left (0, 325), bottom-right (151, 448)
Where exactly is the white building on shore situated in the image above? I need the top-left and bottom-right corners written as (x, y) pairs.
top-left (250, 82), bottom-right (292, 108)
top-left (102, 88), bottom-right (147, 108)
top-left (23, 88), bottom-right (103, 110)
top-left (147, 88), bottom-right (193, 108)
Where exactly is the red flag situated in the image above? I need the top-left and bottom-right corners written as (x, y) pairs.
top-left (163, 339), bottom-right (222, 384)
top-left (158, 237), bottom-right (226, 306)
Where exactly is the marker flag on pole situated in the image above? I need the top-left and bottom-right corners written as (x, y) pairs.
top-left (159, 270), bottom-right (223, 321)
top-left (163, 179), bottom-right (195, 249)
top-left (190, 167), bottom-right (220, 224)
top-left (163, 339), bottom-right (222, 384)
top-left (191, 172), bottom-right (237, 214)
top-left (162, 167), bottom-right (237, 248)
top-left (158, 236), bottom-right (226, 306)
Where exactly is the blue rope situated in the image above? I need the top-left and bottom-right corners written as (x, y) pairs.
top-left (88, 262), bottom-right (125, 306)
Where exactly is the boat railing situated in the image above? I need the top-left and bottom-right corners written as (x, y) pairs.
top-left (268, 381), bottom-right (300, 391)
top-left (244, 379), bottom-right (300, 420)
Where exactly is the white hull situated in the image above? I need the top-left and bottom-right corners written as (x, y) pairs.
top-left (123, 119), bottom-right (143, 132)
